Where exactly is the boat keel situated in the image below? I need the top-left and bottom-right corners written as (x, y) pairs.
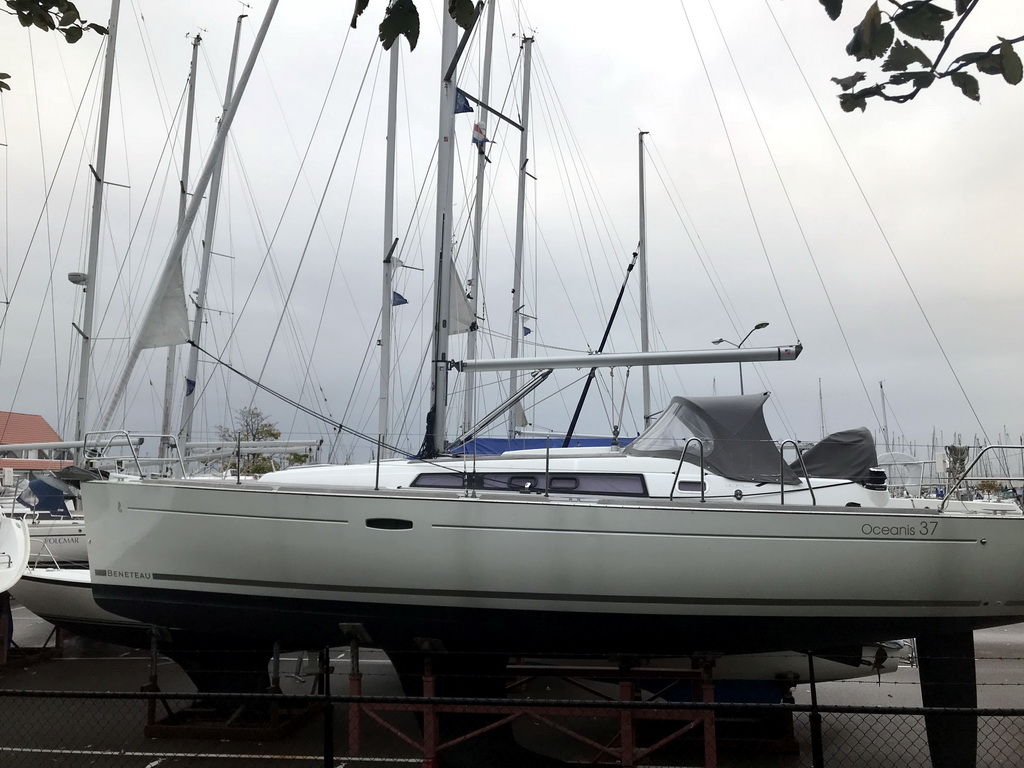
top-left (917, 631), bottom-right (977, 768)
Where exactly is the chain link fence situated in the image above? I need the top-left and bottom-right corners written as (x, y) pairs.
top-left (1, 688), bottom-right (1023, 767)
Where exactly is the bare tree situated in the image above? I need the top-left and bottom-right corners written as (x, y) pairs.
top-left (216, 406), bottom-right (307, 477)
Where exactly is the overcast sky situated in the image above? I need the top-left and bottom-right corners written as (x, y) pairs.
top-left (1, 0), bottom-right (1021, 462)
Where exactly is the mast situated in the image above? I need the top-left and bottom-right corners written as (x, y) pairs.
top-left (102, 0), bottom-right (279, 431)
top-left (159, 33), bottom-right (201, 458)
top-left (73, 0), bottom-right (121, 458)
top-left (638, 130), bottom-right (651, 429)
top-left (880, 380), bottom-right (891, 453)
top-left (179, 15), bottom-right (246, 448)
top-left (506, 35), bottom-right (533, 441)
top-left (377, 39), bottom-right (400, 459)
top-left (425, 10), bottom-right (459, 457)
top-left (461, 0), bottom-right (497, 435)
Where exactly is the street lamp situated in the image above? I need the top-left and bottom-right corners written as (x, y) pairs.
top-left (712, 321), bottom-right (769, 395)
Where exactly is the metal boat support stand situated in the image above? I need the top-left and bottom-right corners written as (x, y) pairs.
top-left (0, 591), bottom-right (64, 668)
top-left (339, 622), bottom-right (373, 756)
top-left (345, 643), bottom-right (720, 767)
top-left (141, 627), bottom-right (174, 726)
top-left (143, 633), bottom-right (320, 740)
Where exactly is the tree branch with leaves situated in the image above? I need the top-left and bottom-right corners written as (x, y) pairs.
top-left (823, 0), bottom-right (1022, 111)
top-left (349, 0), bottom-right (476, 51)
top-left (2, 0), bottom-right (108, 92)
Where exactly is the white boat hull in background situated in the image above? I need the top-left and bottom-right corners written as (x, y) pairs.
top-left (0, 515), bottom-right (31, 592)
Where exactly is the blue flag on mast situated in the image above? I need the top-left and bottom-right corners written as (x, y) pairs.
top-left (454, 89), bottom-right (473, 114)
top-left (392, 291), bottom-right (408, 306)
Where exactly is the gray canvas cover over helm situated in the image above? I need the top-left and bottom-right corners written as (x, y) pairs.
top-left (626, 393), bottom-right (800, 484)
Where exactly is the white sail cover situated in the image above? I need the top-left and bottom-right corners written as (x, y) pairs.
top-left (135, 251), bottom-right (189, 349)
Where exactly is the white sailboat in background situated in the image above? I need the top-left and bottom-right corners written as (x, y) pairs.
top-left (0, 515), bottom-right (29, 593)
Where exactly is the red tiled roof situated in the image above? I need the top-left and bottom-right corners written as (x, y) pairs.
top-left (0, 412), bottom-right (63, 445)
top-left (0, 458), bottom-right (72, 471)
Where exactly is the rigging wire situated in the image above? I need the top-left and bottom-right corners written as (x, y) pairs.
top-left (677, 0), bottom-right (799, 344)
top-left (701, 2), bottom-right (864, 437)
top-left (762, 0), bottom-right (990, 445)
top-left (237, 17), bottom-right (381, 438)
top-left (189, 340), bottom-right (446, 469)
top-left (92, 83), bottom-right (193, 425)
top-left (190, 24), bottom-right (366, 440)
top-left (282, 46), bottom-right (388, 441)
top-left (0, 39), bottom-right (103, 422)
top-left (251, 50), bottom-right (380, 369)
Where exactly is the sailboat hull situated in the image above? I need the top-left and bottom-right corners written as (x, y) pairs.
top-left (83, 478), bottom-right (1024, 657)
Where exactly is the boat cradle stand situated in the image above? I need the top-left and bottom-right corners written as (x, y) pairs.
top-left (344, 630), bottom-right (719, 768)
top-left (0, 592), bottom-right (64, 669)
top-left (142, 634), bottom-right (322, 740)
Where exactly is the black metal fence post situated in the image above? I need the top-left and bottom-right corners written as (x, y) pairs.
top-left (808, 652), bottom-right (824, 768)
top-left (321, 647), bottom-right (333, 768)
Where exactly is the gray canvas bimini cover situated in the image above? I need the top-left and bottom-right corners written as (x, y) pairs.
top-left (625, 393), bottom-right (800, 485)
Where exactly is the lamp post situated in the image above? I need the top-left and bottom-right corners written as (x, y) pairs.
top-left (712, 321), bottom-right (769, 395)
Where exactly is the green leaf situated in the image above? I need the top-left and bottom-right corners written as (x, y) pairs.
top-left (838, 83), bottom-right (883, 112)
top-left (59, 4), bottom-right (78, 26)
top-left (889, 71), bottom-right (935, 89)
top-left (448, 0), bottom-right (477, 29)
top-left (87, 22), bottom-right (107, 35)
top-left (379, 0), bottom-right (419, 51)
top-left (838, 92), bottom-right (869, 112)
top-left (32, 9), bottom-right (56, 31)
top-left (846, 4), bottom-right (894, 61)
top-left (975, 53), bottom-right (1004, 76)
top-left (819, 0), bottom-right (843, 21)
top-left (892, 2), bottom-right (953, 42)
top-left (951, 50), bottom-right (990, 68)
top-left (0, 81), bottom-right (10, 92)
top-left (832, 72), bottom-right (866, 91)
top-left (63, 24), bottom-right (82, 43)
top-left (950, 71), bottom-right (980, 101)
top-left (999, 39), bottom-right (1023, 86)
top-left (350, 0), bottom-right (370, 29)
top-left (882, 39), bottom-right (932, 72)
top-left (0, 73), bottom-right (9, 79)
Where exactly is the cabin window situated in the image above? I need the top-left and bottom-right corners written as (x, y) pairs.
top-left (676, 480), bottom-right (706, 493)
top-left (548, 476), bottom-right (579, 491)
top-left (410, 472), bottom-right (464, 488)
top-left (411, 472), bottom-right (647, 497)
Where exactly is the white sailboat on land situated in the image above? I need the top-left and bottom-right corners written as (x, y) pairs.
top-left (71, 4), bottom-right (1017, 765)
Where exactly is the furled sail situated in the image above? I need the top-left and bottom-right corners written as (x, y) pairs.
top-left (450, 268), bottom-right (475, 334)
top-left (135, 252), bottom-right (189, 350)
